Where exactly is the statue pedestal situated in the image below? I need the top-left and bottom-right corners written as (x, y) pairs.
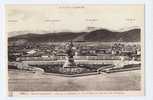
top-left (62, 56), bottom-right (82, 74)
top-left (63, 57), bottom-right (76, 68)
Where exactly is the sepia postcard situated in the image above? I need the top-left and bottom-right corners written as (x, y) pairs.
top-left (6, 4), bottom-right (144, 96)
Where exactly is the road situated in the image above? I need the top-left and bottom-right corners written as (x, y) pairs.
top-left (8, 69), bottom-right (141, 91)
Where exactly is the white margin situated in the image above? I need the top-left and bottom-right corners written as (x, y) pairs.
top-left (0, 0), bottom-right (153, 100)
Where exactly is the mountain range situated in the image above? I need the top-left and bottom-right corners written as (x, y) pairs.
top-left (8, 28), bottom-right (141, 42)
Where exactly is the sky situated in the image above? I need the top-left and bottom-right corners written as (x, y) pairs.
top-left (6, 5), bottom-right (144, 37)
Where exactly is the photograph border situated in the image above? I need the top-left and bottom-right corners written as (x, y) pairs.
top-left (0, 0), bottom-right (153, 100)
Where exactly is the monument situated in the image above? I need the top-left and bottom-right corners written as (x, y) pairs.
top-left (60, 41), bottom-right (79, 74)
top-left (63, 41), bottom-right (77, 68)
top-left (58, 41), bottom-right (92, 75)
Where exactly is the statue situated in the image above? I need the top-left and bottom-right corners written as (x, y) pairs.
top-left (60, 41), bottom-right (86, 75)
top-left (63, 41), bottom-right (76, 68)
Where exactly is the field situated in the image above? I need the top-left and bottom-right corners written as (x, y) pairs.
top-left (8, 69), bottom-right (141, 91)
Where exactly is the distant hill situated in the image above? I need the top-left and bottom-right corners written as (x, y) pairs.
top-left (84, 28), bottom-right (140, 42)
top-left (8, 28), bottom-right (141, 43)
